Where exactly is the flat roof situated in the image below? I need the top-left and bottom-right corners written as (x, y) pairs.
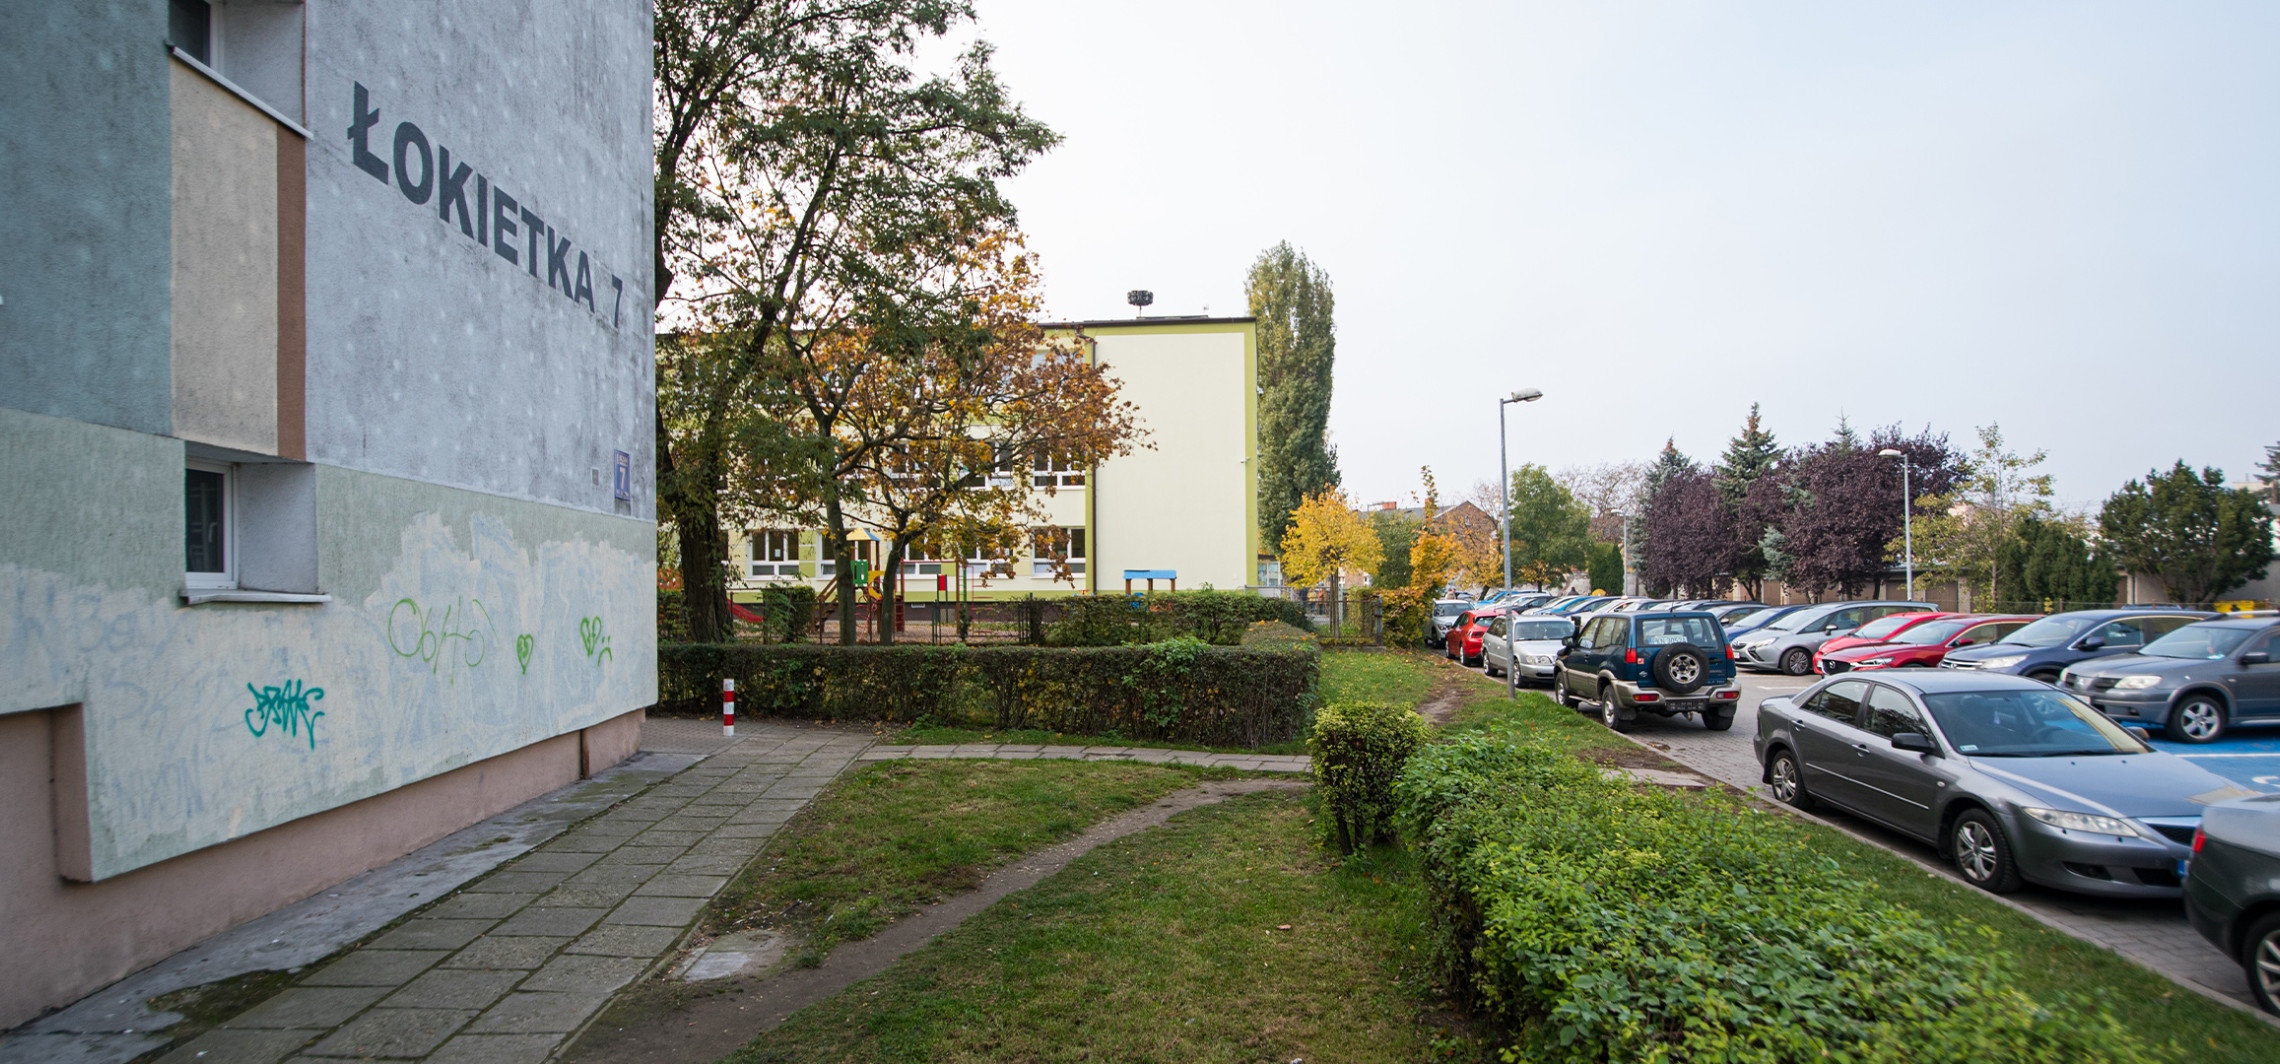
top-left (1044, 316), bottom-right (1257, 329)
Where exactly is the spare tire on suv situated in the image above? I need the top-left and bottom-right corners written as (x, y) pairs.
top-left (1651, 642), bottom-right (1709, 694)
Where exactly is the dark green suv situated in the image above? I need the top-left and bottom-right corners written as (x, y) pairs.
top-left (1557, 611), bottom-right (1742, 732)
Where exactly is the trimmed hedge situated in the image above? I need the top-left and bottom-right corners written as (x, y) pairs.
top-left (656, 624), bottom-right (1318, 748)
top-left (1393, 727), bottom-right (2173, 1064)
top-left (1309, 701), bottom-right (1428, 853)
top-left (1048, 589), bottom-right (1312, 646)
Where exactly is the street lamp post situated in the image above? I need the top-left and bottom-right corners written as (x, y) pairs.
top-left (1498, 389), bottom-right (1545, 593)
top-left (1878, 448), bottom-right (1914, 600)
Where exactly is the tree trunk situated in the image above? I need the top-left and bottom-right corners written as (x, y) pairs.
top-left (824, 495), bottom-right (858, 645)
top-left (879, 541), bottom-right (904, 645)
top-left (678, 504), bottom-right (734, 645)
top-left (1329, 571), bottom-right (1342, 635)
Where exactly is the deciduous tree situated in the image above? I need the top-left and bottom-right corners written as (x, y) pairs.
top-left (1767, 425), bottom-right (1962, 599)
top-left (1250, 243), bottom-right (1340, 548)
top-left (2099, 461), bottom-right (2275, 606)
top-left (1557, 461), bottom-right (1648, 543)
top-left (1281, 489), bottom-right (1382, 632)
top-left (1642, 466), bottom-right (1736, 597)
top-left (1368, 508), bottom-right (1420, 591)
top-left (1505, 464), bottom-right (1592, 588)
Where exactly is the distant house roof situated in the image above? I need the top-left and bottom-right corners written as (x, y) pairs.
top-left (1362, 500), bottom-right (1493, 530)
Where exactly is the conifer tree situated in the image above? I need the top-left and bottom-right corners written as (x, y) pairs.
top-left (1714, 404), bottom-right (1781, 598)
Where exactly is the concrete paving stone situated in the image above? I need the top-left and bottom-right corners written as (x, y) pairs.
top-left (1127, 749), bottom-right (1178, 762)
top-left (606, 895), bottom-right (708, 927)
top-left (300, 949), bottom-right (450, 987)
top-left (633, 874), bottom-right (730, 898)
top-left (425, 892), bottom-right (542, 920)
top-left (670, 812), bottom-right (731, 827)
top-left (439, 935), bottom-right (571, 971)
top-left (226, 986), bottom-right (391, 1030)
top-left (630, 830), bottom-right (708, 849)
top-left (382, 968), bottom-right (527, 1010)
top-left (855, 751), bottom-right (902, 761)
top-left (708, 822), bottom-right (784, 838)
top-left (474, 869), bottom-right (576, 892)
top-left (948, 745), bottom-right (1001, 756)
top-left (595, 845), bottom-right (689, 865)
top-left (563, 865), bottom-right (658, 890)
top-left (305, 1006), bottom-right (475, 1058)
top-left (423, 1033), bottom-right (561, 1064)
top-left (740, 799), bottom-right (811, 815)
top-left (665, 854), bottom-right (751, 876)
top-left (538, 883), bottom-right (641, 908)
top-left (564, 924), bottom-right (683, 958)
top-left (1037, 746), bottom-right (1090, 758)
top-left (463, 992), bottom-right (608, 1034)
top-left (369, 919), bottom-right (498, 952)
top-left (685, 836), bottom-right (764, 857)
top-left (907, 749), bottom-right (954, 759)
top-left (153, 1026), bottom-right (319, 1064)
top-left (500, 850), bottom-right (601, 874)
top-left (518, 954), bottom-right (648, 995)
top-left (993, 750), bottom-right (1042, 759)
top-left (761, 783), bottom-right (827, 801)
top-left (490, 906), bottom-right (607, 938)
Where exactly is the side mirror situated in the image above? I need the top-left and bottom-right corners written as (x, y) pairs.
top-left (1951, 638), bottom-right (1975, 648)
top-left (2123, 725), bottom-right (2153, 742)
top-left (2077, 636), bottom-right (2106, 652)
top-left (2244, 651), bottom-right (2272, 666)
top-left (1890, 732), bottom-right (1937, 754)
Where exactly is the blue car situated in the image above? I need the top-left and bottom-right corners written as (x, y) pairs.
top-left (1556, 610), bottom-right (1742, 732)
top-left (1939, 608), bottom-right (2215, 684)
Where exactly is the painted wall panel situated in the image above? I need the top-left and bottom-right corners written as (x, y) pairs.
top-left (0, 0), bottom-right (174, 433)
top-left (299, 0), bottom-right (655, 520)
top-left (1092, 329), bottom-right (1253, 591)
top-left (171, 61), bottom-right (282, 454)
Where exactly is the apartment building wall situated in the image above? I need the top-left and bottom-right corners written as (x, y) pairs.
top-left (0, 0), bottom-right (655, 1028)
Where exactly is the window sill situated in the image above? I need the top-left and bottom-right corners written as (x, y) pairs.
top-left (181, 589), bottom-right (333, 606)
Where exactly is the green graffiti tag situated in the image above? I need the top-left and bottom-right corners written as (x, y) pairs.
top-left (245, 680), bottom-right (325, 750)
top-left (515, 633), bottom-right (535, 675)
top-left (578, 616), bottom-right (612, 665)
top-left (387, 596), bottom-right (494, 683)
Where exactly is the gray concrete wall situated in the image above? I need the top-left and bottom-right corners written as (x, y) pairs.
top-left (300, 0), bottom-right (655, 520)
top-left (0, 0), bottom-right (175, 434)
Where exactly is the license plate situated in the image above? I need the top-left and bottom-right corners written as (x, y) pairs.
top-left (2177, 859), bottom-right (2191, 880)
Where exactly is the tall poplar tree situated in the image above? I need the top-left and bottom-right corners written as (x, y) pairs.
top-left (1249, 242), bottom-right (1339, 551)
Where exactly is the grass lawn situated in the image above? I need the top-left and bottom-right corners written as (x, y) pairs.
top-left (722, 791), bottom-right (1461, 1064)
top-left (704, 759), bottom-right (1236, 957)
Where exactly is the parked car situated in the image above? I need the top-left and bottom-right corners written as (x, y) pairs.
top-left (1811, 611), bottom-right (1958, 667)
top-left (1494, 591), bottom-right (1559, 612)
top-left (1708, 602), bottom-right (1770, 624)
top-left (1444, 606), bottom-right (1511, 666)
top-left (1541, 595), bottom-right (1614, 617)
top-left (2184, 793), bottom-right (2280, 1013)
top-left (1555, 610), bottom-right (1741, 732)
top-left (1817, 615), bottom-right (2037, 674)
top-left (1428, 598), bottom-right (1472, 648)
top-left (1724, 603), bottom-right (1809, 639)
top-left (2062, 617), bottom-right (2280, 743)
top-left (1940, 608), bottom-right (2217, 683)
top-left (1733, 601), bottom-right (1936, 676)
top-left (1483, 614), bottom-right (1582, 685)
top-left (1755, 671), bottom-right (2240, 898)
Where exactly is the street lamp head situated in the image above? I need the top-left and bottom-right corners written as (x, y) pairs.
top-left (1876, 448), bottom-right (1904, 459)
top-left (1506, 388), bottom-right (1544, 404)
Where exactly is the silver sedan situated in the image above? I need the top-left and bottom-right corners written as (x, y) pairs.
top-left (1482, 615), bottom-right (1580, 685)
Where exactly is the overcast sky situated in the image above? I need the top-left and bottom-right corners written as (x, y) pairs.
top-left (956, 0), bottom-right (2280, 513)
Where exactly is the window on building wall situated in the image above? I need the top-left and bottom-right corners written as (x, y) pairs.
top-left (964, 542), bottom-right (1013, 580)
top-left (748, 529), bottom-right (801, 579)
top-left (169, 0), bottom-right (212, 63)
top-left (186, 460), bottom-right (234, 589)
top-left (818, 538), bottom-right (877, 578)
top-left (1032, 447), bottom-right (1086, 488)
top-left (1031, 527), bottom-right (1087, 577)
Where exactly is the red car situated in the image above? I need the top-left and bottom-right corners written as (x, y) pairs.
top-left (1816, 614), bottom-right (2038, 674)
top-left (1810, 612), bottom-right (1956, 671)
top-left (1444, 607), bottom-right (1512, 667)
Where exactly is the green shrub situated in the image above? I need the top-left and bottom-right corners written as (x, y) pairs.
top-left (657, 589), bottom-right (688, 643)
top-left (1047, 589), bottom-right (1313, 646)
top-left (1309, 701), bottom-right (1428, 853)
top-left (757, 584), bottom-right (818, 643)
top-left (655, 634), bottom-right (1319, 748)
top-left (1393, 726), bottom-right (2175, 1064)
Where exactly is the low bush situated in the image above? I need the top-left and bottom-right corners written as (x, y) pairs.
top-left (656, 622), bottom-right (1319, 748)
top-left (1309, 701), bottom-right (1428, 853)
top-left (1393, 726), bottom-right (2175, 1064)
top-left (1047, 589), bottom-right (1313, 646)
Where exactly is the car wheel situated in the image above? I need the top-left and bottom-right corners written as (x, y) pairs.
top-left (1950, 809), bottom-right (2023, 893)
top-left (2026, 668), bottom-right (2063, 684)
top-left (1599, 686), bottom-right (1633, 733)
top-left (1557, 672), bottom-right (1583, 709)
top-left (1766, 748), bottom-right (1811, 808)
top-left (1780, 647), bottom-right (1812, 676)
top-left (2168, 695), bottom-right (2228, 744)
top-left (2243, 911), bottom-right (2280, 1016)
top-left (1702, 710), bottom-right (1735, 732)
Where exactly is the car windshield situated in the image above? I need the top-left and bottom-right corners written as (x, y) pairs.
top-left (1432, 602), bottom-right (1467, 618)
top-left (1511, 619), bottom-right (1575, 641)
top-left (1719, 605), bottom-right (1768, 623)
top-left (1901, 618), bottom-right (1975, 644)
top-left (2139, 625), bottom-right (2260, 660)
top-left (1921, 689), bottom-right (2151, 756)
top-left (1996, 614), bottom-right (2096, 648)
top-left (1851, 614), bottom-right (1927, 641)
top-left (1764, 607), bottom-right (1833, 632)
top-left (1638, 617), bottom-right (1723, 647)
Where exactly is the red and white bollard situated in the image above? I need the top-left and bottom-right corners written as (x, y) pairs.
top-left (722, 678), bottom-right (736, 737)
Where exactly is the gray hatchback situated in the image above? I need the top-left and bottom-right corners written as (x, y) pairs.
top-left (2063, 617), bottom-right (2280, 743)
top-left (1754, 671), bottom-right (2257, 898)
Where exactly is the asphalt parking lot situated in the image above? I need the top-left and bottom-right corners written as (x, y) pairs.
top-left (1463, 655), bottom-right (2273, 1015)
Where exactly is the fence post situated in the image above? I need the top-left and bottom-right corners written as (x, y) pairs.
top-left (722, 677), bottom-right (736, 737)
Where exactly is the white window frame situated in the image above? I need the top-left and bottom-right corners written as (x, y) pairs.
top-left (185, 458), bottom-right (237, 590)
top-left (1030, 527), bottom-right (1087, 577)
top-left (748, 529), bottom-right (801, 578)
top-left (1032, 448), bottom-right (1086, 488)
